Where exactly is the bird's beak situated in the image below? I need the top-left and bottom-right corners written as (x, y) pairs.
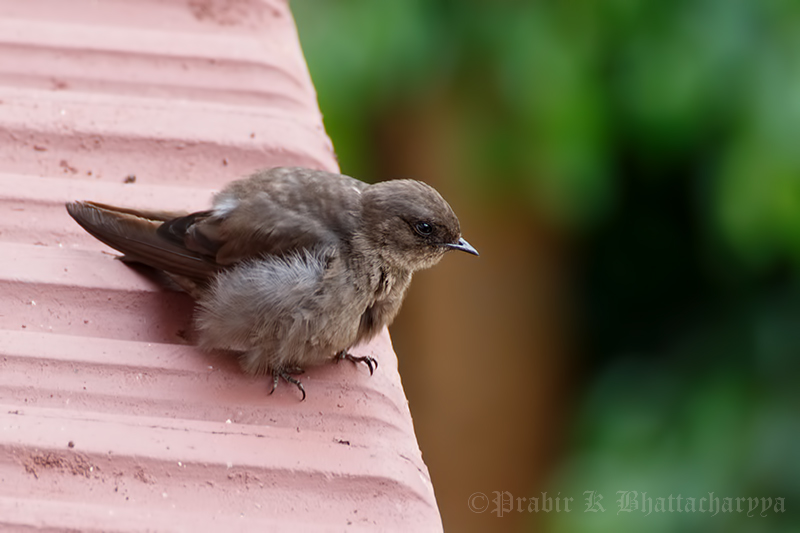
top-left (445, 237), bottom-right (479, 256)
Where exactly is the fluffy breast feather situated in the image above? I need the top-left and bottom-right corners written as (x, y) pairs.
top-left (195, 248), bottom-right (366, 372)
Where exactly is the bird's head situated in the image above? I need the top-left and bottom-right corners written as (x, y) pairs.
top-left (360, 179), bottom-right (478, 272)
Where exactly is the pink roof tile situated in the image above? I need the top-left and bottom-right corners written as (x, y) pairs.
top-left (0, 1), bottom-right (442, 530)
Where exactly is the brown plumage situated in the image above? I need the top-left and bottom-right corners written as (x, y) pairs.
top-left (66, 167), bottom-right (478, 399)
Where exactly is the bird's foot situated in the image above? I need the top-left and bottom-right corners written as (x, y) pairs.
top-left (270, 367), bottom-right (306, 401)
top-left (335, 350), bottom-right (378, 376)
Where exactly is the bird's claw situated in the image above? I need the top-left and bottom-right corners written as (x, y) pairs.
top-left (335, 350), bottom-right (378, 376)
top-left (270, 368), bottom-right (306, 401)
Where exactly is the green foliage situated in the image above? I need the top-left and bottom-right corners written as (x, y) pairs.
top-left (551, 289), bottom-right (800, 532)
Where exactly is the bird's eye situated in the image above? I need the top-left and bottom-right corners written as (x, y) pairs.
top-left (414, 221), bottom-right (434, 236)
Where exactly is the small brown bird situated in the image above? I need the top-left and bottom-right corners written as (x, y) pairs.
top-left (66, 167), bottom-right (478, 399)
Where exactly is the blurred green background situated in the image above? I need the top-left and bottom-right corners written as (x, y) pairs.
top-left (290, 1), bottom-right (800, 532)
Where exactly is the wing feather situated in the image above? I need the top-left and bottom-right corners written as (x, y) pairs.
top-left (66, 201), bottom-right (220, 280)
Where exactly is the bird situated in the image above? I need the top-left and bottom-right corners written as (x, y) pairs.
top-left (66, 167), bottom-right (478, 400)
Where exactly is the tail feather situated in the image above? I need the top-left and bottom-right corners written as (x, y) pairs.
top-left (66, 201), bottom-right (219, 281)
top-left (75, 201), bottom-right (190, 222)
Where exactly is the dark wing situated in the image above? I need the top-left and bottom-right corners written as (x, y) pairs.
top-left (67, 167), bottom-right (368, 275)
top-left (178, 167), bottom-right (367, 265)
top-left (66, 201), bottom-right (221, 281)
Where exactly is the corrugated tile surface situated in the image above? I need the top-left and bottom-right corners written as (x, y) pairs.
top-left (0, 1), bottom-right (442, 530)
